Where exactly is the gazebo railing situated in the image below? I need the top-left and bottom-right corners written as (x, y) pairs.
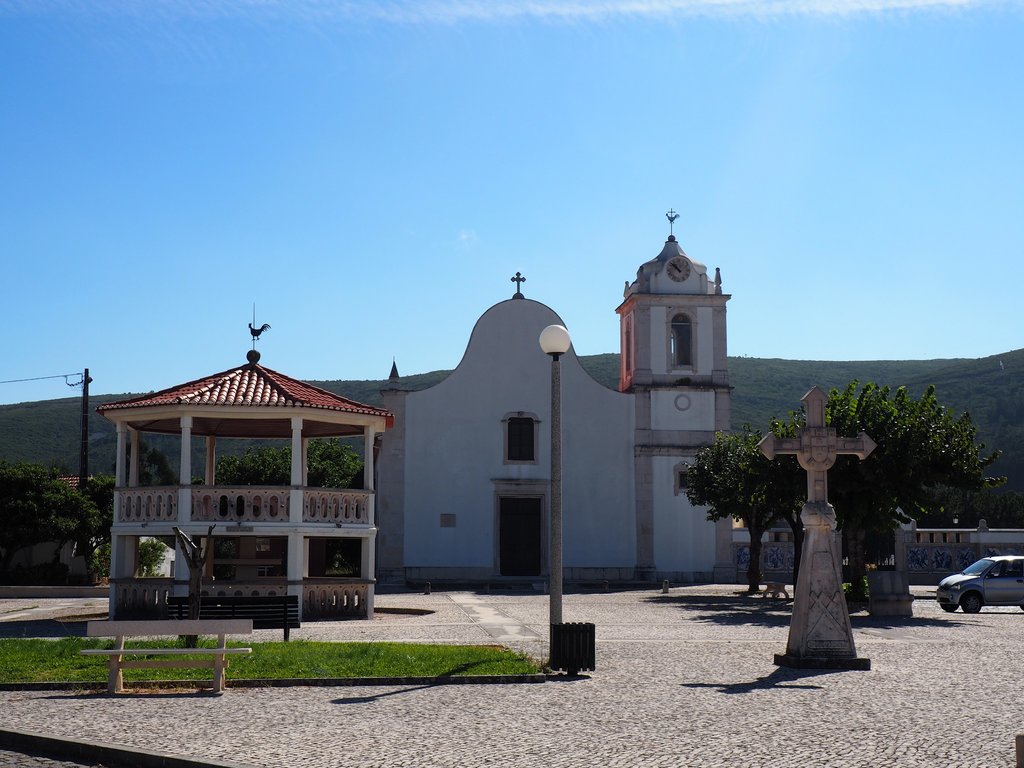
top-left (303, 490), bottom-right (371, 525)
top-left (192, 487), bottom-right (291, 523)
top-left (115, 486), bottom-right (372, 526)
top-left (303, 579), bottom-right (371, 619)
top-left (118, 488), bottom-right (178, 523)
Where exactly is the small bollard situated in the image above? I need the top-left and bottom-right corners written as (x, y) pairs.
top-left (424, 581), bottom-right (431, 595)
top-left (1016, 734), bottom-right (1024, 768)
top-left (601, 580), bottom-right (609, 593)
top-left (662, 580), bottom-right (670, 594)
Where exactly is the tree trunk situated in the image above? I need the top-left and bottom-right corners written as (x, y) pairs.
top-left (184, 565), bottom-right (203, 648)
top-left (746, 520), bottom-right (764, 594)
top-left (783, 515), bottom-right (804, 588)
top-left (846, 527), bottom-right (867, 598)
top-left (173, 525), bottom-right (214, 649)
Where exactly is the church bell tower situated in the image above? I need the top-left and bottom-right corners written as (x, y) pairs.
top-left (616, 211), bottom-right (732, 580)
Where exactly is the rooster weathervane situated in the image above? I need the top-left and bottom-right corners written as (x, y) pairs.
top-left (249, 304), bottom-right (270, 349)
top-left (666, 209), bottom-right (679, 237)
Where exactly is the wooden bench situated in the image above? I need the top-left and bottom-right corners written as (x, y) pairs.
top-left (760, 582), bottom-right (790, 599)
top-left (166, 595), bottom-right (299, 641)
top-left (81, 619), bottom-right (253, 694)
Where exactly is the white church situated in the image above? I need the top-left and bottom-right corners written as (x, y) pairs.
top-left (376, 223), bottom-right (738, 585)
top-left (91, 219), bottom-right (751, 621)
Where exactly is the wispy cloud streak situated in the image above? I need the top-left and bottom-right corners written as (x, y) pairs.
top-left (1, 0), bottom-right (1007, 24)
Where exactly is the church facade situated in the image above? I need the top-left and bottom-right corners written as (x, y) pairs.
top-left (376, 225), bottom-right (737, 585)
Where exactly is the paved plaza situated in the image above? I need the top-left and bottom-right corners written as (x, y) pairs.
top-left (0, 586), bottom-right (1018, 767)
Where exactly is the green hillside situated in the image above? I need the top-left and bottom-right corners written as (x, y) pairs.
top-left (2, 349), bottom-right (1020, 490)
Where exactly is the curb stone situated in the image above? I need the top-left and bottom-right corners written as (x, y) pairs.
top-left (0, 673), bottom-right (548, 692)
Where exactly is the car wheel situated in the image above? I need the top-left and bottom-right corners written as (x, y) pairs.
top-left (940, 604), bottom-right (958, 613)
top-left (960, 592), bottom-right (983, 614)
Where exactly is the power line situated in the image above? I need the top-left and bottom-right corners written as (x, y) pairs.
top-left (0, 372), bottom-right (85, 387)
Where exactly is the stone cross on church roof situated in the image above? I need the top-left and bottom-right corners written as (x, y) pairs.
top-left (757, 386), bottom-right (876, 504)
top-left (511, 271), bottom-right (526, 299)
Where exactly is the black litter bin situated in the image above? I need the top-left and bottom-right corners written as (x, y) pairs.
top-left (550, 622), bottom-right (596, 675)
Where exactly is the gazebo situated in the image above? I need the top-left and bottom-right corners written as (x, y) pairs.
top-left (97, 349), bottom-right (393, 621)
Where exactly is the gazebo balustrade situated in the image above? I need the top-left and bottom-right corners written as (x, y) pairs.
top-left (114, 486), bottom-right (374, 526)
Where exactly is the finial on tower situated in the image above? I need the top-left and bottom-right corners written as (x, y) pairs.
top-left (666, 209), bottom-right (680, 240)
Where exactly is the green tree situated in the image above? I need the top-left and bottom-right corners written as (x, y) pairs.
top-left (687, 428), bottom-right (803, 593)
top-left (823, 382), bottom-right (1002, 584)
top-left (0, 461), bottom-right (86, 574)
top-left (76, 474), bottom-right (114, 582)
top-left (307, 439), bottom-right (363, 489)
top-left (217, 445), bottom-right (291, 486)
top-left (918, 487), bottom-right (1024, 529)
top-left (137, 538), bottom-right (168, 576)
top-left (138, 444), bottom-right (177, 486)
top-left (216, 439), bottom-right (362, 488)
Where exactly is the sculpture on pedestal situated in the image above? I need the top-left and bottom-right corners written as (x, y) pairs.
top-left (758, 387), bottom-right (875, 670)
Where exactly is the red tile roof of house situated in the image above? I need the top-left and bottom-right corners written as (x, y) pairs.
top-left (97, 362), bottom-right (392, 424)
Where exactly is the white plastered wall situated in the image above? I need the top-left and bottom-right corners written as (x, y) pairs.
top-left (649, 390), bottom-right (716, 432)
top-left (651, 456), bottom-right (716, 575)
top-left (400, 299), bottom-right (636, 572)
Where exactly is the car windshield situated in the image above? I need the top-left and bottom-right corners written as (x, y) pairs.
top-left (962, 559), bottom-right (996, 576)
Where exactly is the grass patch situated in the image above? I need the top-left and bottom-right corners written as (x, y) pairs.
top-left (0, 638), bottom-right (540, 683)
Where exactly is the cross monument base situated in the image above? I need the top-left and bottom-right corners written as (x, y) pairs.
top-left (774, 501), bottom-right (871, 672)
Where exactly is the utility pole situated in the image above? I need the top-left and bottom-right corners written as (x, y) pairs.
top-left (79, 368), bottom-right (92, 487)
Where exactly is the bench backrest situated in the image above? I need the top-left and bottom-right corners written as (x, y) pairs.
top-left (167, 595), bottom-right (300, 629)
top-left (87, 619), bottom-right (254, 637)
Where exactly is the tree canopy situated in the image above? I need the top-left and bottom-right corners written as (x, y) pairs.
top-left (216, 439), bottom-right (363, 488)
top-left (686, 428), bottom-right (803, 592)
top-left (823, 382), bottom-right (1002, 582)
top-left (826, 382), bottom-right (1002, 532)
top-left (687, 381), bottom-right (1001, 587)
top-left (0, 461), bottom-right (99, 575)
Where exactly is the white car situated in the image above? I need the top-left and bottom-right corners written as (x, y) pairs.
top-left (936, 555), bottom-right (1024, 613)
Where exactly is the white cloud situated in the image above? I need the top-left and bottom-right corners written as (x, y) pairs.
top-left (2, 0), bottom-right (1008, 23)
top-left (456, 229), bottom-right (479, 247)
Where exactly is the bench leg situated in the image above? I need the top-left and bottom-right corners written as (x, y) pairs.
top-left (212, 655), bottom-right (225, 694)
top-left (108, 657), bottom-right (124, 694)
top-left (108, 636), bottom-right (125, 694)
top-left (212, 633), bottom-right (227, 693)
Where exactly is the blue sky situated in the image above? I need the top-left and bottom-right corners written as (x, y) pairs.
top-left (1, 0), bottom-right (1021, 405)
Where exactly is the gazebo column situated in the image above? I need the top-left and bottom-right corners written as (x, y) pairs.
top-left (301, 437), bottom-right (309, 486)
top-left (289, 417), bottom-right (304, 522)
top-left (114, 423), bottom-right (127, 508)
top-left (288, 417), bottom-right (304, 615)
top-left (178, 415), bottom-right (193, 524)
top-left (362, 533), bottom-right (376, 620)
top-left (109, 423), bottom-right (129, 613)
top-left (128, 428), bottom-right (140, 488)
top-left (363, 426), bottom-right (376, 526)
top-left (363, 425), bottom-right (376, 618)
top-left (205, 436), bottom-right (217, 485)
top-left (109, 536), bottom-right (139, 618)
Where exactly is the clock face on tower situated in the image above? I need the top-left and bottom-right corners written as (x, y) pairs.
top-left (666, 256), bottom-right (691, 282)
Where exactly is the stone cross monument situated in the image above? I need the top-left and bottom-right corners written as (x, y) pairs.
top-left (758, 386), bottom-right (876, 670)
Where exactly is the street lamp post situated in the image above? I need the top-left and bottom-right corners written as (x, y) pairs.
top-left (539, 324), bottom-right (571, 633)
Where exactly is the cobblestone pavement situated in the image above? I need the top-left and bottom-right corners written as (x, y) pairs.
top-left (0, 586), bottom-right (1020, 767)
top-left (0, 749), bottom-right (109, 768)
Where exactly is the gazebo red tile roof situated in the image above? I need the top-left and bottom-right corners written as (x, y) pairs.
top-left (100, 363), bottom-right (387, 417)
top-left (97, 358), bottom-right (392, 437)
